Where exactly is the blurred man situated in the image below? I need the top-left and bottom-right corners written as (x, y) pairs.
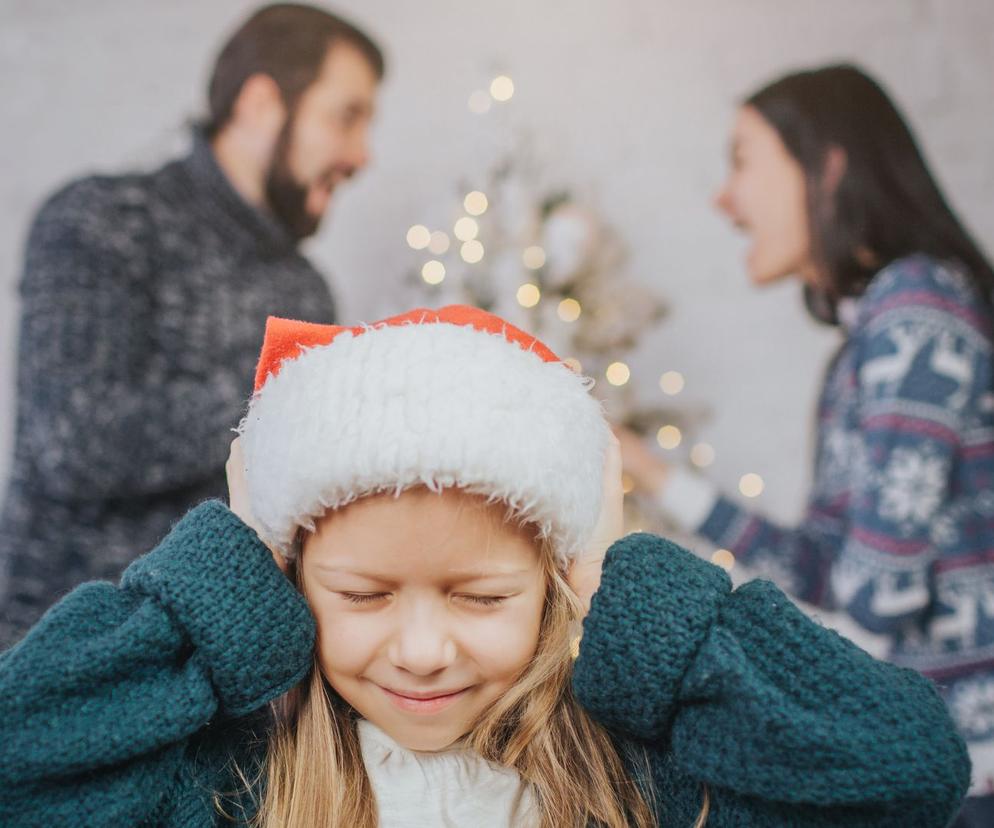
top-left (0, 4), bottom-right (384, 647)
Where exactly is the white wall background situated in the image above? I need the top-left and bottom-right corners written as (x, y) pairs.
top-left (1, 0), bottom-right (993, 536)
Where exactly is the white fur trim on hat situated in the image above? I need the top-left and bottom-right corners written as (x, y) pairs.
top-left (237, 321), bottom-right (610, 569)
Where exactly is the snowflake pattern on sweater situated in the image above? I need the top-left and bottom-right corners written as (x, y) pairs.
top-left (697, 255), bottom-right (994, 794)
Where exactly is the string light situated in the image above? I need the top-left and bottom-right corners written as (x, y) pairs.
top-left (454, 217), bottom-right (479, 241)
top-left (711, 549), bottom-right (735, 571)
top-left (522, 245), bottom-right (546, 269)
top-left (557, 298), bottom-right (581, 322)
top-left (490, 75), bottom-right (515, 102)
top-left (656, 425), bottom-right (682, 450)
top-left (562, 357), bottom-right (583, 373)
top-left (460, 239), bottom-right (485, 263)
top-left (464, 191), bottom-right (489, 216)
top-left (690, 442), bottom-right (715, 468)
top-left (468, 90), bottom-right (492, 114)
top-left (605, 362), bottom-right (630, 386)
top-left (406, 225), bottom-right (431, 250)
top-left (517, 283), bottom-right (541, 308)
top-left (421, 260), bottom-right (445, 285)
top-left (428, 231), bottom-right (450, 255)
top-left (659, 371), bottom-right (685, 395)
top-left (739, 473), bottom-right (764, 498)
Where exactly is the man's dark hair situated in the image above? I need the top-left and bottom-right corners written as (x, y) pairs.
top-left (204, 3), bottom-right (385, 137)
top-left (747, 63), bottom-right (994, 322)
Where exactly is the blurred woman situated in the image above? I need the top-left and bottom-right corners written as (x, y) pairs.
top-left (618, 63), bottom-right (994, 826)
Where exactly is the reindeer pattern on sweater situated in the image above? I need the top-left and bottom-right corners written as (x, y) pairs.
top-left (696, 255), bottom-right (994, 794)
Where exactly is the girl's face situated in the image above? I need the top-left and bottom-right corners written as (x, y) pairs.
top-left (300, 487), bottom-right (547, 751)
top-left (714, 105), bottom-right (815, 286)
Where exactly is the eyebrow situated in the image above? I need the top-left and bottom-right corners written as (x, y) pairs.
top-left (447, 566), bottom-right (532, 579)
top-left (311, 563), bottom-right (532, 580)
top-left (344, 101), bottom-right (374, 117)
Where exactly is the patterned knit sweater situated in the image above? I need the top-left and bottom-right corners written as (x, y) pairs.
top-left (0, 132), bottom-right (336, 648)
top-left (0, 501), bottom-right (969, 826)
top-left (662, 255), bottom-right (994, 794)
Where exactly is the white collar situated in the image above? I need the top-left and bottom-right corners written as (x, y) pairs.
top-left (357, 719), bottom-right (540, 827)
top-left (836, 296), bottom-right (861, 332)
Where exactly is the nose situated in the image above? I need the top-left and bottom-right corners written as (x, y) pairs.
top-left (713, 180), bottom-right (734, 217)
top-left (348, 130), bottom-right (372, 173)
top-left (387, 601), bottom-right (457, 676)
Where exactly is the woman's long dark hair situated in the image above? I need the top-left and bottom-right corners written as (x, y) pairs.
top-left (746, 64), bottom-right (994, 323)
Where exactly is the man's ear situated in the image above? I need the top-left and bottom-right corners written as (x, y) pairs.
top-left (231, 73), bottom-right (287, 139)
top-left (822, 145), bottom-right (847, 196)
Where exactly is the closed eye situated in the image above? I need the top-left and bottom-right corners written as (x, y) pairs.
top-left (339, 592), bottom-right (389, 605)
top-left (457, 594), bottom-right (508, 607)
top-left (338, 592), bottom-right (510, 607)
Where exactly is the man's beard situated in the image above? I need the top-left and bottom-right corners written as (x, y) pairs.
top-left (265, 118), bottom-right (322, 241)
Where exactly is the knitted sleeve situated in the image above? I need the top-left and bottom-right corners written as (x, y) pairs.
top-left (0, 500), bottom-right (314, 826)
top-left (15, 177), bottom-right (249, 501)
top-left (693, 493), bottom-right (839, 606)
top-left (693, 257), bottom-right (993, 627)
top-left (573, 533), bottom-right (970, 826)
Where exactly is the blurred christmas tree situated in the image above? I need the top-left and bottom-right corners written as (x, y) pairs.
top-left (403, 73), bottom-right (710, 525)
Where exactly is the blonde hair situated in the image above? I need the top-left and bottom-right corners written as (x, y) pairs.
top-left (237, 526), bottom-right (708, 827)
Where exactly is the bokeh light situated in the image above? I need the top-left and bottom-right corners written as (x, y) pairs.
top-left (739, 473), bottom-right (765, 498)
top-left (464, 191), bottom-right (489, 216)
top-left (659, 371), bottom-right (685, 395)
top-left (516, 283), bottom-right (541, 308)
top-left (406, 224), bottom-right (431, 250)
top-left (656, 425), bottom-right (682, 450)
top-left (421, 260), bottom-right (445, 285)
top-left (606, 362), bottom-right (630, 386)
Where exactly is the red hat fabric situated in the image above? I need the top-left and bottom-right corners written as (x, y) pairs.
top-left (253, 306), bottom-right (560, 393)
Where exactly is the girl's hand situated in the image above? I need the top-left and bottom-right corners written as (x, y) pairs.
top-left (568, 433), bottom-right (624, 617)
top-left (225, 437), bottom-right (287, 573)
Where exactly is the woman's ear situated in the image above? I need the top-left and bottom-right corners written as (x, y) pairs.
top-left (821, 145), bottom-right (848, 196)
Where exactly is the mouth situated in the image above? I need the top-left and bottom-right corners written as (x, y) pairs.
top-left (307, 181), bottom-right (337, 218)
top-left (319, 167), bottom-right (352, 191)
top-left (733, 219), bottom-right (754, 240)
top-left (378, 684), bottom-right (473, 714)
top-left (313, 179), bottom-right (335, 201)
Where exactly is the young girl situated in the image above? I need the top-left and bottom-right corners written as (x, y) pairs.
top-left (0, 306), bottom-right (970, 826)
top-left (618, 64), bottom-right (994, 826)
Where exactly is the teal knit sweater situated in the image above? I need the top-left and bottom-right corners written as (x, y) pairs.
top-left (0, 501), bottom-right (969, 826)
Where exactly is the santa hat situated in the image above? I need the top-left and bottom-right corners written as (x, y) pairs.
top-left (237, 305), bottom-right (610, 569)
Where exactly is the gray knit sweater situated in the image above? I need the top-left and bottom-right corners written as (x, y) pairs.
top-left (0, 132), bottom-right (336, 648)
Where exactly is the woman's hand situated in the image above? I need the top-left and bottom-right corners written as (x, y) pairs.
top-left (568, 433), bottom-right (624, 617)
top-left (614, 425), bottom-right (670, 494)
top-left (226, 437), bottom-right (287, 573)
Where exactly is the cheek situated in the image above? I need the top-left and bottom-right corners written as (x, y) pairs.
top-left (766, 178), bottom-right (810, 257)
top-left (288, 117), bottom-right (338, 180)
top-left (469, 602), bottom-right (544, 681)
top-left (310, 600), bottom-right (381, 676)
top-left (746, 169), bottom-right (810, 272)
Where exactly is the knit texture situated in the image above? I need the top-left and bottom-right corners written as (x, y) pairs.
top-left (0, 130), bottom-right (336, 648)
top-left (576, 532), bottom-right (970, 826)
top-left (692, 255), bottom-right (994, 792)
top-left (0, 504), bottom-right (969, 826)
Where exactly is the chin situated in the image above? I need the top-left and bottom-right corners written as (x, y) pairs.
top-left (381, 720), bottom-right (469, 752)
top-left (747, 265), bottom-right (775, 286)
top-left (747, 258), bottom-right (796, 286)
